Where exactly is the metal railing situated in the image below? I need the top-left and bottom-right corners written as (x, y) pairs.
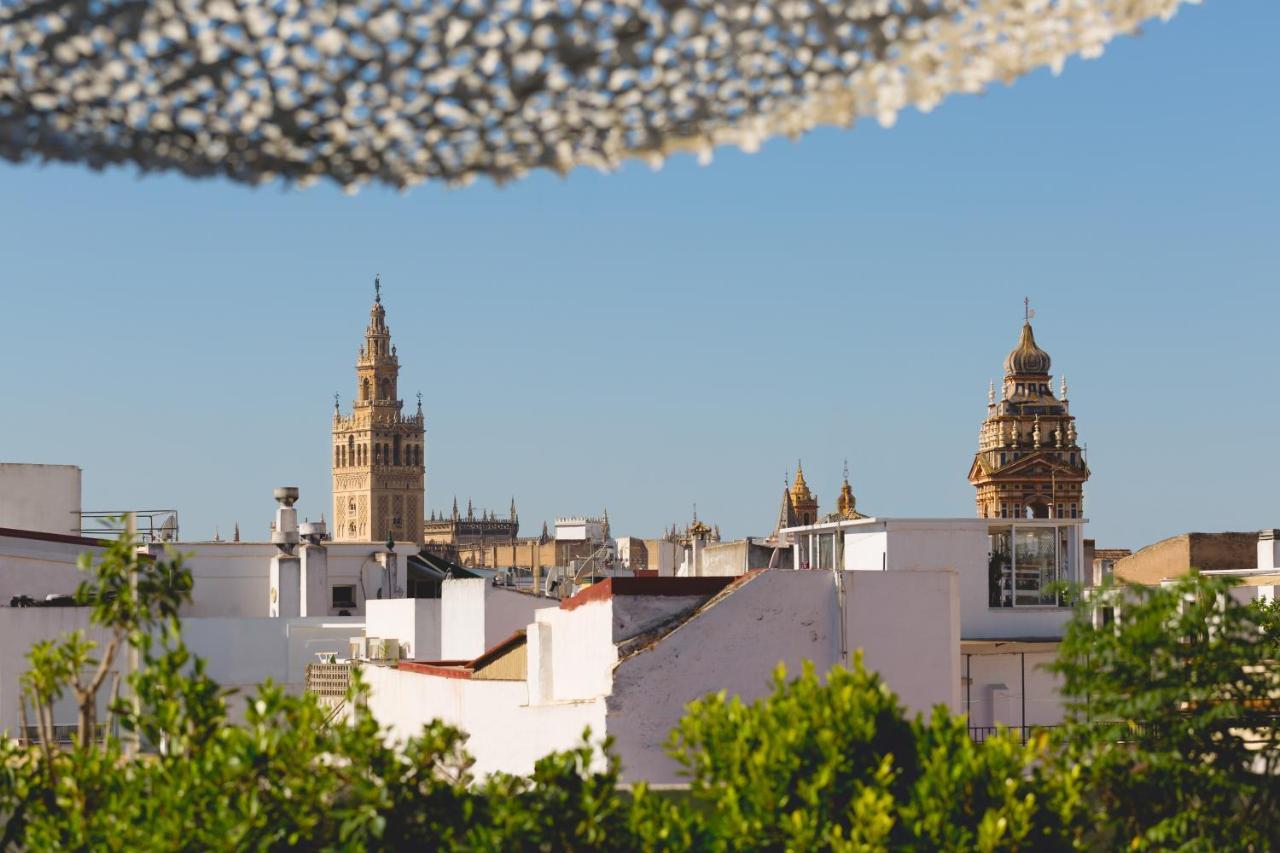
top-left (12, 724), bottom-right (106, 747)
top-left (79, 510), bottom-right (179, 542)
top-left (968, 721), bottom-right (1156, 745)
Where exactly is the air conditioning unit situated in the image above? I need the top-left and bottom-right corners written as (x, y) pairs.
top-left (367, 637), bottom-right (384, 660)
top-left (382, 638), bottom-right (400, 663)
top-left (349, 636), bottom-right (368, 660)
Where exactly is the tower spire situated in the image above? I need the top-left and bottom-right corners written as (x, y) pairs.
top-left (374, 273), bottom-right (381, 304)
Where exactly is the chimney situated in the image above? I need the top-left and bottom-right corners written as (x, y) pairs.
top-left (1258, 529), bottom-right (1280, 571)
top-left (269, 487), bottom-right (302, 618)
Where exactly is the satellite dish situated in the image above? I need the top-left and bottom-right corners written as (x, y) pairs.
top-left (158, 513), bottom-right (178, 542)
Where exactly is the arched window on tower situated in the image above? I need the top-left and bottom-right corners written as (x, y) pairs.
top-left (361, 378), bottom-right (370, 401)
top-left (335, 446), bottom-right (340, 467)
top-left (394, 435), bottom-right (402, 466)
top-left (380, 378), bottom-right (391, 401)
top-left (374, 444), bottom-right (382, 464)
top-left (348, 436), bottom-right (355, 467)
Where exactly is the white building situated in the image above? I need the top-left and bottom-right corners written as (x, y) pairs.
top-left (782, 516), bottom-right (1089, 733)
top-left (357, 570), bottom-right (960, 783)
top-left (555, 516), bottom-right (605, 542)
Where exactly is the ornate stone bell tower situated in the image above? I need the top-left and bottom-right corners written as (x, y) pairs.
top-left (332, 276), bottom-right (425, 544)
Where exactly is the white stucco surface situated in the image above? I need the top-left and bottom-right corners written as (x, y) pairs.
top-left (361, 664), bottom-right (607, 778)
top-left (964, 648), bottom-right (1062, 728)
top-left (535, 599), bottom-right (616, 702)
top-left (0, 607), bottom-right (359, 734)
top-left (0, 533), bottom-right (101, 601)
top-left (607, 570), bottom-right (961, 783)
top-left (0, 463), bottom-right (81, 536)
top-left (483, 586), bottom-right (548, 648)
top-left (365, 598), bottom-right (441, 660)
top-left (147, 540), bottom-right (414, 619)
top-left (441, 579), bottom-right (486, 660)
top-left (834, 518), bottom-right (1082, 640)
top-left (0, 608), bottom-right (110, 736)
top-left (845, 569), bottom-right (961, 715)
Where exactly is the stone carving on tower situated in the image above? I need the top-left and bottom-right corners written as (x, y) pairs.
top-left (968, 304), bottom-right (1089, 519)
top-left (788, 462), bottom-right (819, 526)
top-left (332, 276), bottom-right (425, 544)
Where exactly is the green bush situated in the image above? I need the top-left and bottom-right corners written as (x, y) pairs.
top-left (2, 535), bottom-right (1277, 850)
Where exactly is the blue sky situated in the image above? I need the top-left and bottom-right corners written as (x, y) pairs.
top-left (1, 1), bottom-right (1276, 550)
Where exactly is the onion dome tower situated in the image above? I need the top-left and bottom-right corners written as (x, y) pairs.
top-left (835, 461), bottom-right (865, 521)
top-left (968, 303), bottom-right (1089, 519)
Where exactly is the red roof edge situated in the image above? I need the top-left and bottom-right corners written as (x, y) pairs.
top-left (560, 576), bottom-right (736, 611)
top-left (397, 661), bottom-right (473, 679)
top-left (397, 630), bottom-right (529, 678)
top-left (0, 527), bottom-right (109, 548)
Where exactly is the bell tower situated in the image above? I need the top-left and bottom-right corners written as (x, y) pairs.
top-left (332, 276), bottom-right (425, 544)
top-left (789, 462), bottom-right (819, 526)
top-left (968, 303), bottom-right (1089, 519)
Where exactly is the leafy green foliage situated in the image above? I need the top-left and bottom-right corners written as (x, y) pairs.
top-left (666, 658), bottom-right (1083, 851)
top-left (2, 535), bottom-right (1276, 850)
top-left (1252, 596), bottom-right (1280, 658)
top-left (1052, 576), bottom-right (1280, 851)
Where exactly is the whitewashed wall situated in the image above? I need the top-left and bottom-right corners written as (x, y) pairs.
top-left (842, 520), bottom-right (1077, 640)
top-left (0, 463), bottom-right (81, 536)
top-left (607, 570), bottom-right (961, 783)
top-left (0, 607), bottom-right (358, 734)
top-left (365, 598), bottom-right (441, 660)
top-left (964, 650), bottom-right (1062, 728)
top-left (362, 664), bottom-right (607, 777)
top-left (0, 533), bottom-right (100, 601)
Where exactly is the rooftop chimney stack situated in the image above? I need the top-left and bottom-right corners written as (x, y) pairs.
top-left (271, 487), bottom-right (300, 555)
top-left (1258, 529), bottom-right (1280, 571)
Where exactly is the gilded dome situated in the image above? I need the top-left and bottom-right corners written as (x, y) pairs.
top-left (1004, 322), bottom-right (1051, 376)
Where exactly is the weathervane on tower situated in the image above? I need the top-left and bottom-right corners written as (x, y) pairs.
top-left (1024, 296), bottom-right (1035, 323)
top-left (374, 273), bottom-right (381, 303)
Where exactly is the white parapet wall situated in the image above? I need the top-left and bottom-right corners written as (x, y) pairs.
top-left (360, 664), bottom-right (607, 777)
top-left (0, 607), bottom-right (360, 735)
top-left (365, 598), bottom-right (442, 661)
top-left (0, 530), bottom-right (104, 602)
top-left (0, 463), bottom-right (81, 536)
